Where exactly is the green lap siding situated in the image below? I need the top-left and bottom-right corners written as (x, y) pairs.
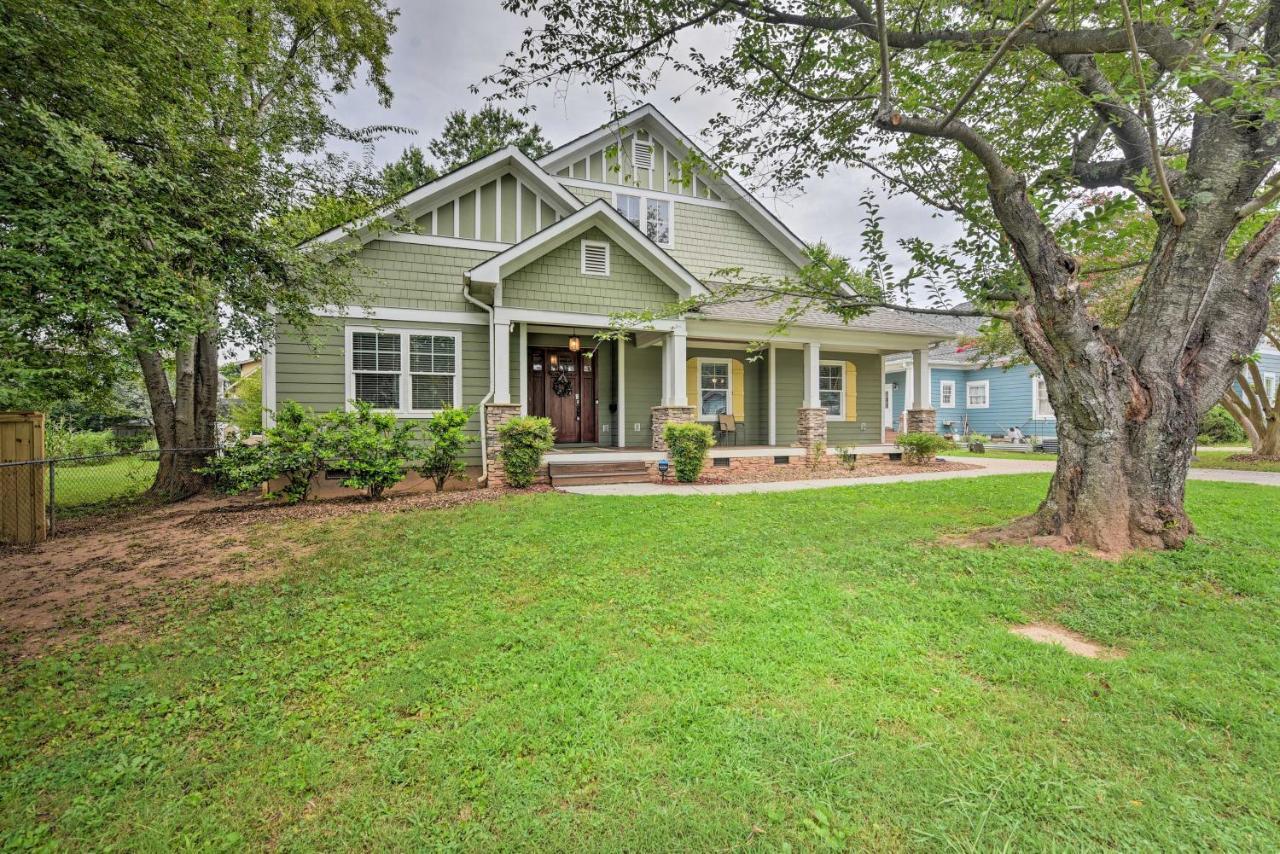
top-left (774, 349), bottom-right (882, 447)
top-left (622, 341), bottom-right (663, 448)
top-left (274, 318), bottom-right (491, 462)
top-left (502, 227), bottom-right (678, 315)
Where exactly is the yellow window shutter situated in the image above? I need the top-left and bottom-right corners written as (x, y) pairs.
top-left (731, 359), bottom-right (745, 418)
top-left (844, 362), bottom-right (858, 420)
top-left (686, 358), bottom-right (698, 408)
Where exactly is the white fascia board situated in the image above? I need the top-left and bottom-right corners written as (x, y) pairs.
top-left (538, 104), bottom-right (811, 269)
top-left (467, 199), bottom-right (707, 299)
top-left (303, 146), bottom-right (582, 250)
top-left (494, 305), bottom-right (684, 332)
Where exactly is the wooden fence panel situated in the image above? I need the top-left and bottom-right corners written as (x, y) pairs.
top-left (0, 412), bottom-right (46, 545)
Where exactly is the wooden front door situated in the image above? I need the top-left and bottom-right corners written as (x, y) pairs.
top-left (528, 347), bottom-right (597, 444)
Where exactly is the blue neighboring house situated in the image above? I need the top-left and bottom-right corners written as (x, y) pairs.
top-left (885, 313), bottom-right (1280, 443)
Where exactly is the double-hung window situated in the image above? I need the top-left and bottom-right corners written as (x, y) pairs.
top-left (699, 359), bottom-right (730, 418)
top-left (966, 380), bottom-right (990, 409)
top-left (939, 380), bottom-right (956, 408)
top-left (819, 363), bottom-right (844, 418)
top-left (614, 192), bottom-right (674, 247)
top-left (348, 327), bottom-right (461, 415)
top-left (1032, 376), bottom-right (1055, 420)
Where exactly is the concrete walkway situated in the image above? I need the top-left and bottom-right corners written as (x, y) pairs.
top-left (558, 455), bottom-right (1280, 496)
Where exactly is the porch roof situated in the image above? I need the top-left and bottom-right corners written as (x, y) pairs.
top-left (692, 290), bottom-right (953, 338)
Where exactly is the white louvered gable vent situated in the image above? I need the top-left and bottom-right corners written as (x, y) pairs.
top-left (632, 139), bottom-right (653, 171)
top-left (581, 240), bottom-right (610, 276)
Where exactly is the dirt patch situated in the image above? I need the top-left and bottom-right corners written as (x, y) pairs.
top-left (1009, 623), bottom-right (1123, 659)
top-left (1225, 453), bottom-right (1280, 463)
top-left (0, 485), bottom-right (548, 661)
top-left (694, 459), bottom-right (978, 485)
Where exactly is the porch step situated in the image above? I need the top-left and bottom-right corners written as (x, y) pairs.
top-left (547, 460), bottom-right (649, 487)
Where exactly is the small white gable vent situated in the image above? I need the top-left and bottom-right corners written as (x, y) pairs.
top-left (632, 139), bottom-right (653, 171)
top-left (581, 240), bottom-right (610, 276)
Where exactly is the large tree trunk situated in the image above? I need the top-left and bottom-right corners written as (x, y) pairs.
top-left (976, 138), bottom-right (1277, 553)
top-left (134, 328), bottom-right (221, 499)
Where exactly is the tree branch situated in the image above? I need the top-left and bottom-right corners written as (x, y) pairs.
top-left (1120, 0), bottom-right (1187, 225)
top-left (939, 0), bottom-right (1059, 129)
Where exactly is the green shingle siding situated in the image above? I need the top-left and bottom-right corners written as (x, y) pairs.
top-left (670, 203), bottom-right (798, 282)
top-left (502, 227), bottom-right (678, 315)
top-left (351, 242), bottom-right (494, 313)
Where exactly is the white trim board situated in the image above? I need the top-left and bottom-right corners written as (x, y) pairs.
top-left (315, 306), bottom-right (489, 325)
top-left (344, 325), bottom-right (464, 418)
top-left (558, 177), bottom-right (735, 210)
top-left (468, 199), bottom-right (707, 300)
top-left (304, 146), bottom-right (583, 250)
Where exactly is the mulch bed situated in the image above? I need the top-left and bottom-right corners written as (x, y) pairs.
top-left (0, 484), bottom-right (548, 661)
top-left (1224, 453), bottom-right (1280, 463)
top-left (692, 458), bottom-right (977, 485)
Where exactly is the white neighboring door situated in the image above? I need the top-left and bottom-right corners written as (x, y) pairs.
top-left (883, 387), bottom-right (893, 432)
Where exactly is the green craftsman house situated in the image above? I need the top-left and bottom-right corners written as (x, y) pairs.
top-left (266, 105), bottom-right (950, 486)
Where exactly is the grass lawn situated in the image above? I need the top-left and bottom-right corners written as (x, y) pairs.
top-left (945, 447), bottom-right (1280, 473)
top-left (50, 456), bottom-right (158, 513)
top-left (3, 476), bottom-right (1279, 849)
top-left (1192, 449), bottom-right (1280, 473)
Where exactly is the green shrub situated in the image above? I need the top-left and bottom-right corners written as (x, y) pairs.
top-left (416, 406), bottom-right (477, 491)
top-left (497, 416), bottom-right (555, 488)
top-left (200, 401), bottom-right (325, 503)
top-left (45, 422), bottom-right (114, 465)
top-left (663, 422), bottom-right (716, 482)
top-left (1197, 404), bottom-right (1246, 445)
top-left (896, 431), bottom-right (950, 465)
top-left (320, 402), bottom-right (416, 500)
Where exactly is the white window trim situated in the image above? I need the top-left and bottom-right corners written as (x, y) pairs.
top-left (344, 325), bottom-right (463, 418)
top-left (818, 359), bottom-right (845, 420)
top-left (697, 357), bottom-right (732, 421)
top-left (1265, 372), bottom-right (1279, 401)
top-left (611, 190), bottom-right (676, 248)
top-left (938, 380), bottom-right (956, 409)
top-left (966, 380), bottom-right (990, 409)
top-left (580, 239), bottom-right (611, 277)
top-left (1031, 376), bottom-right (1056, 420)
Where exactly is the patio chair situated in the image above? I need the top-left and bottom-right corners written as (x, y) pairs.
top-left (717, 414), bottom-right (740, 446)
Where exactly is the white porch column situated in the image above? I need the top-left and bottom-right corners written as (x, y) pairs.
top-left (803, 342), bottom-right (821, 408)
top-left (767, 343), bottom-right (777, 446)
top-left (903, 362), bottom-right (915, 431)
top-left (493, 320), bottom-right (512, 404)
top-left (518, 322), bottom-right (528, 414)
top-left (663, 329), bottom-right (688, 405)
top-left (911, 348), bottom-right (931, 409)
top-left (616, 337), bottom-right (626, 448)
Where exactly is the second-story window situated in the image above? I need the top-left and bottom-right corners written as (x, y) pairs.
top-left (614, 192), bottom-right (674, 247)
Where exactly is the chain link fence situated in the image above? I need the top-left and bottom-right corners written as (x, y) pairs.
top-left (0, 448), bottom-right (217, 542)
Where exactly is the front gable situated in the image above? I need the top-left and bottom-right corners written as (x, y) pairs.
top-left (468, 200), bottom-right (706, 314)
top-left (501, 226), bottom-right (678, 316)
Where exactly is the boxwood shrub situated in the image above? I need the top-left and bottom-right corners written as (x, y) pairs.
top-left (497, 416), bottom-right (555, 487)
top-left (663, 422), bottom-right (716, 482)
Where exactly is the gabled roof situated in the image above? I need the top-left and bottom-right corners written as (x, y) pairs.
top-left (538, 104), bottom-right (811, 270)
top-left (304, 146), bottom-right (584, 249)
top-left (467, 200), bottom-right (708, 300)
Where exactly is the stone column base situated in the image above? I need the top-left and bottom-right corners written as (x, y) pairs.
top-left (905, 409), bottom-right (937, 434)
top-left (650, 405), bottom-right (695, 451)
top-left (484, 403), bottom-right (523, 487)
top-left (796, 407), bottom-right (828, 454)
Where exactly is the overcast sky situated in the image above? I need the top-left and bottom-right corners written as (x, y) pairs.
top-left (329, 1), bottom-right (964, 276)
